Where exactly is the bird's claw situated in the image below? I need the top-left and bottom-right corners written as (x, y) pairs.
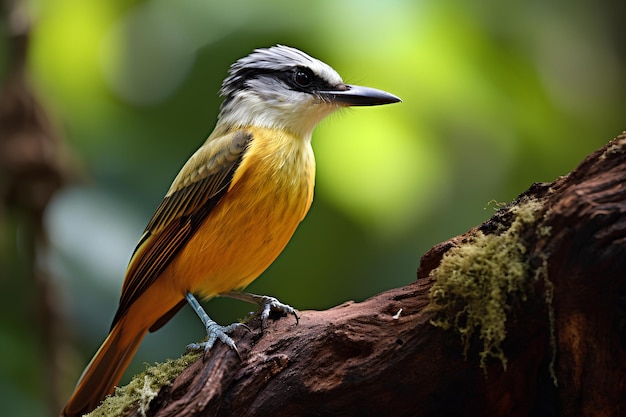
top-left (258, 295), bottom-right (299, 329)
top-left (218, 291), bottom-right (299, 330)
top-left (187, 321), bottom-right (250, 360)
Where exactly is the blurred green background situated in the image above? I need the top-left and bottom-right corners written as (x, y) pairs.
top-left (0, 0), bottom-right (624, 415)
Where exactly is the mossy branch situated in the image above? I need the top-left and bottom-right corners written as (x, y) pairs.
top-left (88, 131), bottom-right (626, 417)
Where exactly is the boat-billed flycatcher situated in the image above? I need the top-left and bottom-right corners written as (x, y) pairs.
top-left (61, 45), bottom-right (400, 417)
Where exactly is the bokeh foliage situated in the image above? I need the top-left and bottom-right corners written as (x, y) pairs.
top-left (0, 0), bottom-right (624, 415)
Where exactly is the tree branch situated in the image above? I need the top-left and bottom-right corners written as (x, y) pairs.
top-left (91, 131), bottom-right (626, 417)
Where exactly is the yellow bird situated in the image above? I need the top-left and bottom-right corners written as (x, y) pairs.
top-left (61, 45), bottom-right (400, 417)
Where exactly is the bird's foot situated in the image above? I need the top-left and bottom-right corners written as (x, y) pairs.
top-left (256, 295), bottom-right (299, 328)
top-left (185, 292), bottom-right (250, 359)
top-left (220, 292), bottom-right (299, 329)
top-left (186, 319), bottom-right (249, 360)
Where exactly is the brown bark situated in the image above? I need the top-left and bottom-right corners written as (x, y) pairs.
top-left (114, 132), bottom-right (626, 417)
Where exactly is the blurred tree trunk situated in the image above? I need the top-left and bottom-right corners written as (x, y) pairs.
top-left (107, 131), bottom-right (626, 417)
top-left (0, 0), bottom-right (75, 413)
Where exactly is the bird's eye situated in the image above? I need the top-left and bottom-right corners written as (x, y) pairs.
top-left (293, 68), bottom-right (313, 88)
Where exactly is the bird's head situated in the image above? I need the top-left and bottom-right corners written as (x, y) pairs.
top-left (216, 45), bottom-right (401, 139)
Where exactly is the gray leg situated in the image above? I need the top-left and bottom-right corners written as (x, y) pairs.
top-left (220, 291), bottom-right (299, 328)
top-left (185, 292), bottom-right (248, 357)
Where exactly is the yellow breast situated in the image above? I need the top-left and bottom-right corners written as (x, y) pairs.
top-left (166, 126), bottom-right (316, 298)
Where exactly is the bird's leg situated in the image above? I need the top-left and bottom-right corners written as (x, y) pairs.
top-left (185, 292), bottom-right (248, 359)
top-left (220, 291), bottom-right (300, 329)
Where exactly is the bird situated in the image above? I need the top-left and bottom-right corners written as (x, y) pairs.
top-left (61, 44), bottom-right (401, 417)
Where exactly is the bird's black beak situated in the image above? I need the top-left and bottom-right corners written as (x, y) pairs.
top-left (319, 84), bottom-right (401, 107)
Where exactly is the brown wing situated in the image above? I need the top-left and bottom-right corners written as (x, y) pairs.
top-left (110, 130), bottom-right (252, 329)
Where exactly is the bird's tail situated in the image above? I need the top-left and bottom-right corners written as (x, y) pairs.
top-left (61, 315), bottom-right (147, 417)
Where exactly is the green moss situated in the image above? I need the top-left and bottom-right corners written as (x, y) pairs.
top-left (86, 351), bottom-right (201, 417)
top-left (428, 198), bottom-right (545, 370)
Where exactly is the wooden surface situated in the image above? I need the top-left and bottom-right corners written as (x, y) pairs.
top-left (117, 132), bottom-right (626, 417)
